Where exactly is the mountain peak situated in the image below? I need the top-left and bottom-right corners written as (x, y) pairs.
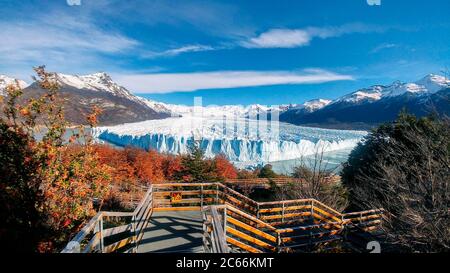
top-left (303, 99), bottom-right (332, 112)
top-left (415, 73), bottom-right (450, 93)
top-left (0, 75), bottom-right (29, 96)
top-left (52, 72), bottom-right (139, 101)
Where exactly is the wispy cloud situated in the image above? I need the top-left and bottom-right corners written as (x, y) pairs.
top-left (142, 23), bottom-right (386, 58)
top-left (143, 45), bottom-right (216, 58)
top-left (242, 23), bottom-right (385, 48)
top-left (370, 43), bottom-right (399, 54)
top-left (113, 69), bottom-right (354, 93)
top-left (0, 11), bottom-right (138, 76)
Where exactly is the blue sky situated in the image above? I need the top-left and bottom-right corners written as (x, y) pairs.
top-left (0, 0), bottom-right (449, 105)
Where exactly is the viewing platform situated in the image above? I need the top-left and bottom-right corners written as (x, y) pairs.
top-left (62, 181), bottom-right (384, 253)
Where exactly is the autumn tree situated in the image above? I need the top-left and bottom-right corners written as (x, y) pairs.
top-left (0, 67), bottom-right (111, 252)
top-left (0, 83), bottom-right (44, 252)
top-left (162, 155), bottom-right (183, 181)
top-left (131, 148), bottom-right (165, 183)
top-left (212, 154), bottom-right (238, 180)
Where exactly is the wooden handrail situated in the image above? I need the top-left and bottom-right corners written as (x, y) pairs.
top-left (62, 185), bottom-right (153, 253)
top-left (63, 181), bottom-right (383, 253)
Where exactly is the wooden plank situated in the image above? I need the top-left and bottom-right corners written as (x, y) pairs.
top-left (226, 205), bottom-right (277, 231)
top-left (102, 211), bottom-right (134, 217)
top-left (66, 212), bottom-right (102, 244)
top-left (218, 184), bottom-right (258, 205)
top-left (172, 198), bottom-right (214, 204)
top-left (81, 233), bottom-right (100, 253)
top-left (226, 237), bottom-right (262, 253)
top-left (104, 235), bottom-right (136, 253)
top-left (227, 216), bottom-right (277, 243)
top-left (258, 199), bottom-right (312, 206)
top-left (154, 207), bottom-right (201, 212)
top-left (312, 201), bottom-right (342, 217)
top-left (268, 218), bottom-right (309, 227)
top-left (103, 224), bottom-right (131, 238)
top-left (277, 222), bottom-right (341, 234)
top-left (312, 214), bottom-right (343, 229)
top-left (154, 190), bottom-right (217, 196)
top-left (133, 186), bottom-right (153, 217)
top-left (281, 229), bottom-right (341, 242)
top-left (313, 206), bottom-right (342, 223)
top-left (210, 207), bottom-right (229, 253)
top-left (221, 194), bottom-right (257, 213)
top-left (258, 205), bottom-right (311, 213)
top-left (261, 212), bottom-right (311, 221)
top-left (153, 182), bottom-right (220, 187)
top-left (226, 226), bottom-right (276, 251)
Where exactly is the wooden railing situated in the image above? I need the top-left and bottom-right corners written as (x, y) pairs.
top-left (202, 206), bottom-right (229, 253)
top-left (62, 185), bottom-right (153, 253)
top-left (224, 176), bottom-right (340, 188)
top-left (62, 182), bottom-right (383, 253)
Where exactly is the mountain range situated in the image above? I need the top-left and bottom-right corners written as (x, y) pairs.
top-left (0, 72), bottom-right (448, 128)
top-left (280, 74), bottom-right (450, 129)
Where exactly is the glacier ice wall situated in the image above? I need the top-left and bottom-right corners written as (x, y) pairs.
top-left (93, 117), bottom-right (367, 167)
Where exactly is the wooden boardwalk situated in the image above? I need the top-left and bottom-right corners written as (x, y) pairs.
top-left (137, 211), bottom-right (204, 253)
top-left (61, 182), bottom-right (384, 253)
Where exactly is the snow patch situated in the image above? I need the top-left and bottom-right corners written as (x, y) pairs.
top-left (0, 75), bottom-right (28, 96)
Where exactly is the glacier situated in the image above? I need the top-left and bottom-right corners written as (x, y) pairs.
top-left (93, 116), bottom-right (367, 167)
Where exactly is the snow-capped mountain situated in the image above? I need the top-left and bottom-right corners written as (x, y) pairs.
top-left (414, 74), bottom-right (450, 93)
top-left (18, 72), bottom-right (170, 125)
top-left (53, 72), bottom-right (147, 106)
top-left (280, 74), bottom-right (450, 129)
top-left (140, 98), bottom-right (297, 118)
top-left (0, 75), bottom-right (28, 96)
top-left (332, 74), bottom-right (449, 104)
top-left (336, 85), bottom-right (386, 104)
top-left (303, 99), bottom-right (332, 112)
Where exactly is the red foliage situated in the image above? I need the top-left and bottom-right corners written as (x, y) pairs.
top-left (134, 149), bottom-right (165, 183)
top-left (213, 154), bottom-right (238, 180)
top-left (162, 155), bottom-right (183, 181)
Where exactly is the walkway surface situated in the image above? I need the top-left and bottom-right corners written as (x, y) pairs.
top-left (137, 210), bottom-right (204, 253)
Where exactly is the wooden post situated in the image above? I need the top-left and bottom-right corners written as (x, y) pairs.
top-left (132, 214), bottom-right (137, 253)
top-left (282, 202), bottom-right (285, 223)
top-left (277, 232), bottom-right (281, 253)
top-left (99, 216), bottom-right (104, 253)
top-left (256, 203), bottom-right (260, 219)
top-left (223, 207), bottom-right (227, 235)
top-left (310, 200), bottom-right (315, 222)
top-left (201, 185), bottom-right (204, 209)
top-left (216, 184), bottom-right (219, 204)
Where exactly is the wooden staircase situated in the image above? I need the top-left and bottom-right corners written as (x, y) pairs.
top-left (62, 182), bottom-right (384, 253)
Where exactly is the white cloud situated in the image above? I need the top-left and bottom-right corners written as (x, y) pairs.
top-left (0, 12), bottom-right (138, 69)
top-left (242, 29), bottom-right (312, 48)
top-left (143, 45), bottom-right (215, 58)
top-left (113, 69), bottom-right (354, 93)
top-left (242, 23), bottom-right (385, 48)
top-left (370, 43), bottom-right (399, 53)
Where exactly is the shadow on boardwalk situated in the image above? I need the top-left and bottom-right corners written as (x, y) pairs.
top-left (137, 211), bottom-right (204, 253)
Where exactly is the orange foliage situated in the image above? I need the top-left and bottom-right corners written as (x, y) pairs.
top-left (213, 154), bottom-right (238, 180)
top-left (162, 155), bottom-right (183, 181)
